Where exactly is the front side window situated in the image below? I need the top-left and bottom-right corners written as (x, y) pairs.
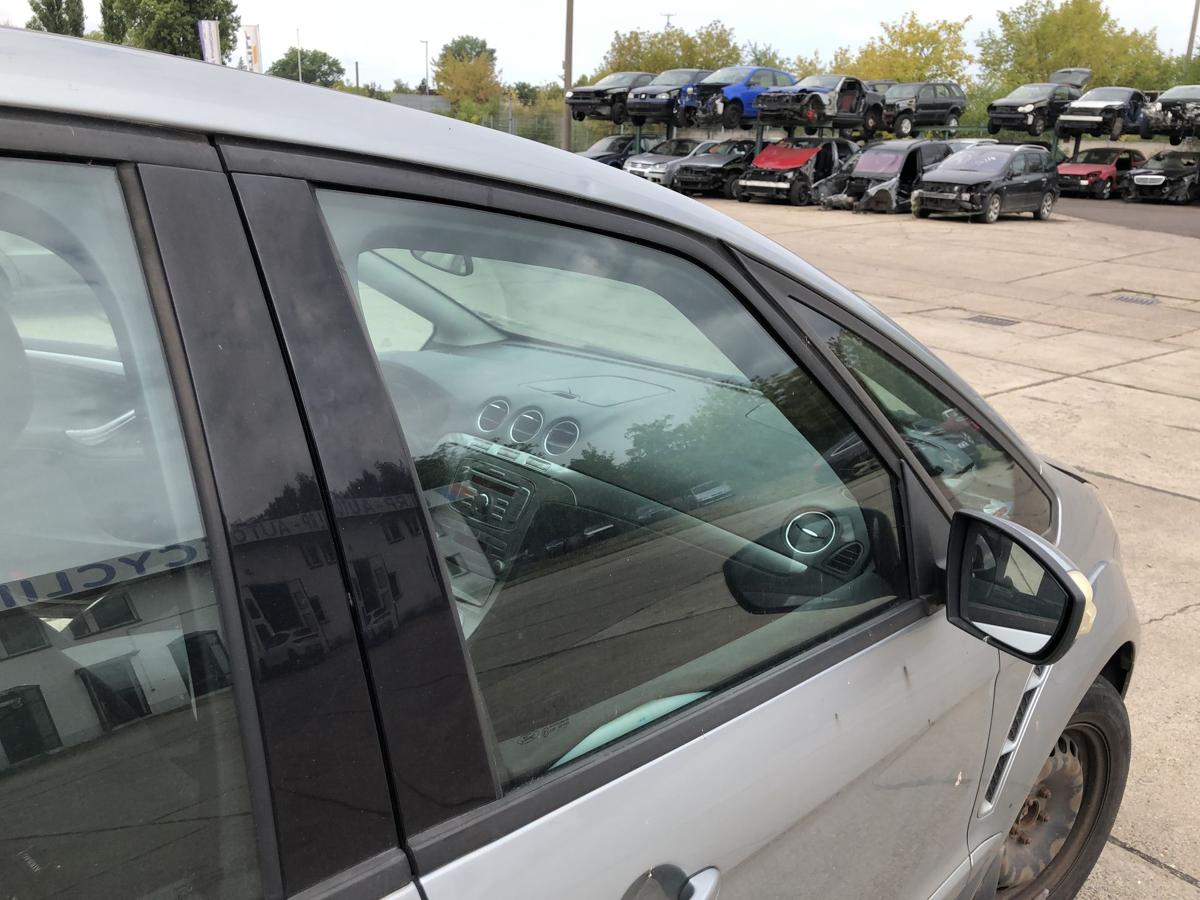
top-left (803, 313), bottom-right (1051, 533)
top-left (0, 160), bottom-right (259, 897)
top-left (317, 192), bottom-right (910, 792)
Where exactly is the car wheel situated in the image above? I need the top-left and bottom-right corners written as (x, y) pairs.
top-left (804, 125), bottom-right (818, 135)
top-left (893, 113), bottom-right (914, 138)
top-left (913, 205), bottom-right (931, 219)
top-left (987, 120), bottom-right (1002, 135)
top-left (981, 193), bottom-right (1002, 224)
top-left (721, 100), bottom-right (743, 130)
top-left (862, 108), bottom-right (880, 138)
top-left (1033, 190), bottom-right (1056, 219)
top-left (1139, 121), bottom-right (1154, 140)
top-left (1109, 116), bottom-right (1124, 142)
top-left (788, 177), bottom-right (811, 206)
top-left (1094, 179), bottom-right (1112, 200)
top-left (1029, 114), bottom-right (1046, 136)
top-left (611, 100), bottom-right (627, 125)
top-left (724, 172), bottom-right (743, 200)
top-left (946, 113), bottom-right (960, 132)
top-left (675, 106), bottom-right (695, 128)
top-left (996, 679), bottom-right (1130, 900)
top-left (736, 190), bottom-right (751, 203)
top-left (571, 110), bottom-right (586, 122)
top-left (1169, 133), bottom-right (1183, 146)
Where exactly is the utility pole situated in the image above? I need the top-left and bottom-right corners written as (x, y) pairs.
top-left (562, 0), bottom-right (574, 151)
top-left (1188, 0), bottom-right (1199, 60)
top-left (355, 61), bottom-right (360, 88)
top-left (661, 13), bottom-right (676, 28)
top-left (296, 29), bottom-right (302, 82)
top-left (420, 40), bottom-right (429, 94)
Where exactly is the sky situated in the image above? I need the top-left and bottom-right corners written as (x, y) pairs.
top-left (0, 0), bottom-right (1194, 87)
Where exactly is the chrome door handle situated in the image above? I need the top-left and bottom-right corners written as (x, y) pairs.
top-left (681, 867), bottom-right (721, 900)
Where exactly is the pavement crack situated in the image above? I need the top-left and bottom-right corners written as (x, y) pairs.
top-left (1143, 599), bottom-right (1200, 627)
top-left (1107, 835), bottom-right (1200, 889)
top-left (1076, 468), bottom-right (1200, 504)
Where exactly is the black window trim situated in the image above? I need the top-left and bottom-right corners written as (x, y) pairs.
top-left (214, 137), bottom-right (953, 872)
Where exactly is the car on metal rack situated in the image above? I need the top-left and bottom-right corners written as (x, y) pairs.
top-left (913, 143), bottom-right (1059, 223)
top-left (1139, 84), bottom-right (1200, 144)
top-left (690, 65), bottom-right (797, 129)
top-left (622, 138), bottom-right (705, 182)
top-left (817, 139), bottom-right (955, 213)
top-left (1054, 87), bottom-right (1148, 141)
top-left (1056, 147), bottom-right (1146, 199)
top-left (756, 74), bottom-right (886, 138)
top-left (626, 68), bottom-right (713, 126)
top-left (882, 82), bottom-right (968, 137)
top-left (986, 68), bottom-right (1091, 136)
top-left (737, 137), bottom-right (859, 205)
top-left (566, 71), bottom-right (655, 124)
top-left (576, 134), bottom-right (655, 167)
top-left (670, 139), bottom-right (757, 197)
top-left (1123, 149), bottom-right (1200, 203)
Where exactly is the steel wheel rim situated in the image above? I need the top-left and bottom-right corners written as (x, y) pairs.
top-left (1041, 193), bottom-right (1054, 217)
top-left (987, 195), bottom-right (1001, 221)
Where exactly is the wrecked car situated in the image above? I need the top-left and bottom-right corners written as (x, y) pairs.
top-left (912, 143), bottom-right (1059, 223)
top-left (670, 139), bottom-right (757, 197)
top-left (576, 134), bottom-right (655, 168)
top-left (756, 74), bottom-right (886, 137)
top-left (1123, 150), bottom-right (1200, 204)
top-left (626, 68), bottom-right (712, 126)
top-left (623, 138), bottom-right (703, 180)
top-left (1056, 147), bottom-right (1146, 199)
top-left (566, 71), bottom-right (655, 124)
top-left (1139, 84), bottom-right (1200, 145)
top-left (689, 65), bottom-right (797, 129)
top-left (883, 82), bottom-right (968, 137)
top-left (986, 68), bottom-right (1091, 136)
top-left (817, 139), bottom-right (954, 213)
top-left (736, 137), bottom-right (858, 205)
top-left (1054, 87), bottom-right (1148, 141)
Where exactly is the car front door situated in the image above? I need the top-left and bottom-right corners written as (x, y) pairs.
top-left (222, 143), bottom-right (1004, 900)
top-left (916, 84), bottom-right (937, 124)
top-left (1003, 152), bottom-right (1033, 209)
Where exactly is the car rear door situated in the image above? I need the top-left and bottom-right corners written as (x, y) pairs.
top-left (217, 139), bottom-right (1003, 900)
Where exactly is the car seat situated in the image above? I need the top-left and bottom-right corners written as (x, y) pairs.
top-left (838, 91), bottom-right (857, 114)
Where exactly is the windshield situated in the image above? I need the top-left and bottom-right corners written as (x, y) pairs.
top-left (1079, 88), bottom-right (1131, 102)
top-left (703, 66), bottom-right (751, 84)
top-left (1003, 84), bottom-right (1053, 101)
top-left (649, 139), bottom-right (698, 156)
top-left (592, 72), bottom-right (642, 89)
top-left (885, 83), bottom-right (922, 100)
top-left (587, 136), bottom-right (628, 152)
top-left (1071, 149), bottom-right (1120, 164)
top-left (706, 140), bottom-right (747, 154)
top-left (1145, 152), bottom-right (1200, 170)
top-left (652, 69), bottom-right (705, 87)
top-left (853, 148), bottom-right (906, 175)
top-left (941, 147), bottom-right (1012, 174)
top-left (798, 75), bottom-right (842, 89)
top-left (1161, 85), bottom-right (1200, 101)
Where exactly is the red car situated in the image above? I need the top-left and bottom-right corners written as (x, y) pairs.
top-left (1056, 146), bottom-right (1146, 199)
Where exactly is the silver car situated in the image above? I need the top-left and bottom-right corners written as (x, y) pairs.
top-left (623, 137), bottom-right (705, 183)
top-left (0, 31), bottom-right (1135, 900)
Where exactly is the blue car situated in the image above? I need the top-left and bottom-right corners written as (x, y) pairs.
top-left (689, 65), bottom-right (797, 129)
top-left (1055, 87), bottom-right (1149, 141)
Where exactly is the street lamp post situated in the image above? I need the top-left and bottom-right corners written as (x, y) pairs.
top-left (1188, 0), bottom-right (1199, 60)
top-left (420, 39), bottom-right (429, 94)
top-left (561, 0), bottom-right (573, 151)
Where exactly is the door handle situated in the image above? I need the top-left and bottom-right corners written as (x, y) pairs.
top-left (681, 867), bottom-right (721, 900)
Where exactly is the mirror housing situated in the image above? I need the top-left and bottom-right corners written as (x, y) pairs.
top-left (410, 249), bottom-right (474, 276)
top-left (945, 509), bottom-right (1093, 665)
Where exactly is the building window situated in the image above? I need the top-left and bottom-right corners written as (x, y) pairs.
top-left (68, 593), bottom-right (138, 639)
top-left (0, 609), bottom-right (49, 658)
top-left (381, 516), bottom-right (405, 543)
top-left (301, 542), bottom-right (324, 569)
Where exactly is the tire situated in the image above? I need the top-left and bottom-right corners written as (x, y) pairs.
top-left (1093, 179), bottom-right (1113, 200)
top-left (862, 107), bottom-right (880, 138)
top-left (1109, 115), bottom-right (1124, 142)
top-left (675, 106), bottom-right (695, 128)
top-left (996, 679), bottom-right (1130, 900)
top-left (571, 110), bottom-right (586, 122)
top-left (1169, 133), bottom-right (1183, 146)
top-left (723, 172), bottom-right (743, 200)
top-left (1139, 121), bottom-right (1153, 140)
top-left (1033, 190), bottom-right (1056, 219)
top-left (611, 100), bottom-right (627, 125)
top-left (987, 119), bottom-right (1002, 135)
top-left (893, 113), bottom-right (914, 138)
top-left (804, 125), bottom-right (818, 136)
top-left (913, 206), bottom-right (931, 219)
top-left (1029, 114), bottom-right (1046, 137)
top-left (979, 192), bottom-right (1002, 224)
top-left (721, 100), bottom-right (743, 130)
top-left (788, 177), bottom-right (811, 206)
top-left (946, 113), bottom-right (960, 132)
top-left (630, 114), bottom-right (645, 127)
top-left (736, 190), bottom-right (751, 203)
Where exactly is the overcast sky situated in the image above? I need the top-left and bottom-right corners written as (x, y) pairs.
top-left (1, 0), bottom-right (1193, 86)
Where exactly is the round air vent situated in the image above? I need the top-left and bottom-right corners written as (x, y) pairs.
top-left (543, 419), bottom-right (581, 456)
top-left (477, 399), bottom-right (510, 433)
top-left (508, 409), bottom-right (544, 444)
top-left (783, 510), bottom-right (837, 556)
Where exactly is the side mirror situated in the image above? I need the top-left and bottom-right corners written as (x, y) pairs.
top-left (945, 509), bottom-right (1095, 664)
top-left (411, 249), bottom-right (474, 276)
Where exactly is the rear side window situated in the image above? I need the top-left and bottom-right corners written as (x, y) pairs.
top-left (317, 191), bottom-right (911, 792)
top-left (0, 161), bottom-right (260, 897)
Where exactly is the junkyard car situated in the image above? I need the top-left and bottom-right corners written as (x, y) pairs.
top-left (913, 143), bottom-right (1059, 223)
top-left (818, 139), bottom-right (954, 213)
top-left (1123, 149), bottom-right (1200, 203)
top-left (626, 68), bottom-right (712, 126)
top-left (1139, 84), bottom-right (1200, 144)
top-left (671, 139), bottom-right (757, 197)
top-left (565, 71), bottom-right (654, 124)
top-left (987, 68), bottom-right (1091, 136)
top-left (1, 30), bottom-right (1137, 900)
top-left (623, 138), bottom-right (703, 181)
top-left (576, 133), bottom-right (654, 167)
top-left (883, 81), bottom-right (968, 137)
top-left (1054, 87), bottom-right (1148, 141)
top-left (756, 74), bottom-right (886, 137)
top-left (1056, 147), bottom-right (1146, 199)
top-left (737, 137), bottom-right (859, 204)
top-left (691, 65), bottom-right (797, 129)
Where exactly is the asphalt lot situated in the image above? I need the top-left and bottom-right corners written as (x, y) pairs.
top-left (708, 197), bottom-right (1200, 899)
top-left (1058, 196), bottom-right (1200, 240)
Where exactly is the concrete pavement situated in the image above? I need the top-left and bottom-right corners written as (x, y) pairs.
top-left (708, 197), bottom-right (1200, 898)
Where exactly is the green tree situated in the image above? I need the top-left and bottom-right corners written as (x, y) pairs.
top-left (392, 78), bottom-right (415, 94)
top-left (846, 13), bottom-right (974, 83)
top-left (26, 0), bottom-right (85, 36)
top-left (334, 81), bottom-right (390, 100)
top-left (433, 34), bottom-right (502, 120)
top-left (99, 0), bottom-right (126, 42)
top-left (591, 20), bottom-right (740, 81)
top-left (977, 0), bottom-right (1173, 93)
top-left (511, 80), bottom-right (539, 106)
top-left (442, 34), bottom-right (496, 64)
top-left (266, 46), bottom-right (346, 87)
top-left (742, 41), bottom-right (786, 69)
top-left (114, 0), bottom-right (240, 61)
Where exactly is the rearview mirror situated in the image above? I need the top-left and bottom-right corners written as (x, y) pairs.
top-left (945, 509), bottom-right (1094, 664)
top-left (410, 249), bottom-right (474, 276)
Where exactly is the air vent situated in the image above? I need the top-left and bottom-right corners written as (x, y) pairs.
top-left (508, 409), bottom-right (544, 444)
top-left (543, 419), bottom-right (581, 456)
top-left (825, 541), bottom-right (864, 576)
top-left (783, 511), bottom-right (837, 556)
top-left (981, 665), bottom-right (1050, 813)
top-left (477, 399), bottom-right (509, 433)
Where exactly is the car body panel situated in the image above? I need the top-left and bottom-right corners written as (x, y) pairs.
top-left (987, 79), bottom-right (1085, 134)
top-left (1056, 148), bottom-right (1145, 196)
top-left (671, 140), bottom-right (756, 193)
top-left (817, 139), bottom-right (954, 212)
top-left (566, 72), bottom-right (654, 121)
top-left (627, 68), bottom-right (712, 123)
top-left (622, 139), bottom-right (703, 180)
top-left (1140, 85), bottom-right (1200, 142)
top-left (882, 81), bottom-right (967, 132)
top-left (757, 75), bottom-right (886, 132)
top-left (914, 144), bottom-right (1057, 218)
top-left (692, 65), bottom-right (797, 125)
top-left (1123, 150), bottom-right (1200, 203)
top-left (737, 139), bottom-right (858, 202)
top-left (1056, 87), bottom-right (1147, 137)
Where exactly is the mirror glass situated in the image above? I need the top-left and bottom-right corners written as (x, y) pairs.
top-left (961, 519), bottom-right (1069, 655)
top-left (410, 249), bottom-right (473, 276)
